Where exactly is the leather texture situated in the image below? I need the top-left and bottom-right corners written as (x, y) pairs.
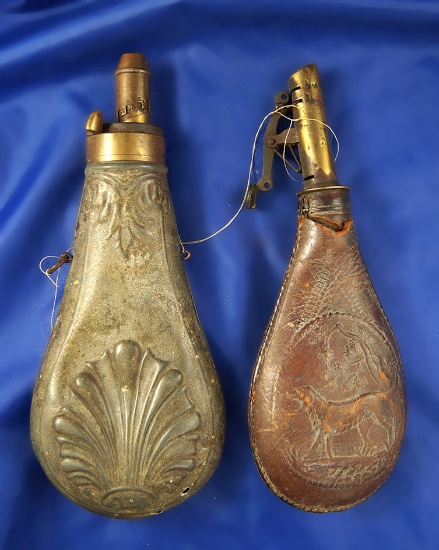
top-left (1, 0), bottom-right (439, 548)
top-left (250, 188), bottom-right (406, 512)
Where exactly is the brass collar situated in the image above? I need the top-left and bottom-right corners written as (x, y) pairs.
top-left (86, 132), bottom-right (165, 164)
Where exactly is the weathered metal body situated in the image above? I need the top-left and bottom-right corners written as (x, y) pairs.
top-left (248, 64), bottom-right (406, 512)
top-left (31, 54), bottom-right (225, 518)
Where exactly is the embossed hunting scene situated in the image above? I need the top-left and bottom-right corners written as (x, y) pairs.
top-left (248, 64), bottom-right (406, 512)
top-left (30, 54), bottom-right (406, 520)
top-left (286, 320), bottom-right (398, 465)
top-left (5, 2), bottom-right (437, 546)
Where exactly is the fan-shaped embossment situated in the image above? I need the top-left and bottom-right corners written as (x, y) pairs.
top-left (54, 339), bottom-right (201, 516)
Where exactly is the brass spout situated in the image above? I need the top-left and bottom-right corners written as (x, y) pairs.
top-left (289, 64), bottom-right (337, 188)
top-left (115, 53), bottom-right (151, 123)
top-left (86, 53), bottom-right (164, 164)
top-left (246, 63), bottom-right (341, 209)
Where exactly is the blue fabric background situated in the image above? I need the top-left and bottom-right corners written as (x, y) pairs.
top-left (1, 0), bottom-right (438, 548)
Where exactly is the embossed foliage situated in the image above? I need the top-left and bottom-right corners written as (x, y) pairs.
top-left (93, 171), bottom-right (170, 257)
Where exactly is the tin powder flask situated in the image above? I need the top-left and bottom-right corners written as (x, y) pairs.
top-left (31, 54), bottom-right (225, 518)
top-left (247, 64), bottom-right (406, 512)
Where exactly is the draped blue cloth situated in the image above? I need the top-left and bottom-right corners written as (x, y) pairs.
top-left (1, 1), bottom-right (438, 548)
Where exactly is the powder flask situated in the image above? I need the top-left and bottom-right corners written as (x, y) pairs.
top-left (247, 64), bottom-right (406, 512)
top-left (30, 54), bottom-right (225, 518)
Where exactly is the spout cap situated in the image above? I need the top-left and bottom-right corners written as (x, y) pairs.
top-left (116, 53), bottom-right (149, 74)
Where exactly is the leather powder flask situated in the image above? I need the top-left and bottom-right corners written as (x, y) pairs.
top-left (31, 54), bottom-right (225, 518)
top-left (247, 64), bottom-right (406, 512)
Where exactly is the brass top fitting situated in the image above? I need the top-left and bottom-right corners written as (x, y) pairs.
top-left (86, 53), bottom-right (165, 164)
top-left (115, 53), bottom-right (151, 123)
top-left (246, 63), bottom-right (340, 209)
top-left (288, 64), bottom-right (337, 186)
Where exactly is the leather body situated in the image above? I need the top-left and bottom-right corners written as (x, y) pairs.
top-left (249, 188), bottom-right (406, 512)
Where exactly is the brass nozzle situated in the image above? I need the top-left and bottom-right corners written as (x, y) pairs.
top-left (288, 64), bottom-right (337, 186)
top-left (115, 53), bottom-right (151, 123)
top-left (87, 53), bottom-right (165, 164)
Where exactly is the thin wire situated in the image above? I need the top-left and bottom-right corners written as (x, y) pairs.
top-left (39, 256), bottom-right (60, 287)
top-left (278, 103), bottom-right (340, 183)
top-left (39, 249), bottom-right (72, 329)
top-left (277, 103), bottom-right (340, 162)
top-left (282, 116), bottom-right (300, 183)
top-left (180, 104), bottom-right (340, 248)
top-left (181, 106), bottom-right (288, 246)
top-left (49, 270), bottom-right (60, 329)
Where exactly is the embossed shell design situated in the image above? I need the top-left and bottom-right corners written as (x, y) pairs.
top-left (53, 340), bottom-right (201, 517)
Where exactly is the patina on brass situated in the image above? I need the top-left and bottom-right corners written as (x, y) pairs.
top-left (31, 53), bottom-right (225, 519)
top-left (248, 64), bottom-right (406, 512)
top-left (115, 53), bottom-right (151, 123)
